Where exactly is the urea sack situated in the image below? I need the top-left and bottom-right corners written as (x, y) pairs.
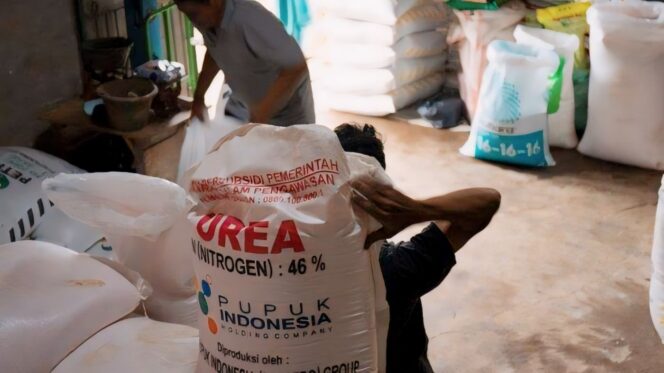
top-left (43, 172), bottom-right (198, 326)
top-left (316, 55), bottom-right (446, 95)
top-left (514, 25), bottom-right (579, 149)
top-left (53, 318), bottom-right (199, 373)
top-left (460, 40), bottom-right (560, 167)
top-left (651, 176), bottom-right (664, 343)
top-left (0, 147), bottom-right (81, 243)
top-left (184, 124), bottom-right (382, 372)
top-left (0, 241), bottom-right (141, 373)
top-left (324, 72), bottom-right (445, 116)
top-left (578, 2), bottom-right (664, 170)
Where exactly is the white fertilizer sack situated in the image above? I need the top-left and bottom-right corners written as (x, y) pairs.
top-left (0, 241), bottom-right (141, 373)
top-left (460, 40), bottom-right (560, 167)
top-left (184, 124), bottom-right (384, 372)
top-left (43, 172), bottom-right (198, 326)
top-left (578, 2), bottom-right (664, 170)
top-left (514, 25), bottom-right (579, 149)
top-left (53, 317), bottom-right (198, 373)
top-left (0, 147), bottom-right (81, 243)
top-left (651, 175), bottom-right (664, 343)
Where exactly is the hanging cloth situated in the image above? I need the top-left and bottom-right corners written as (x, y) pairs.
top-left (278, 0), bottom-right (311, 44)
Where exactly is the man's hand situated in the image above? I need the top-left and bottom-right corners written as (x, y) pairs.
top-left (190, 96), bottom-right (208, 122)
top-left (351, 178), bottom-right (429, 248)
top-left (352, 177), bottom-right (501, 251)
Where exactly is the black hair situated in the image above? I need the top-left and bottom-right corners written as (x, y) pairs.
top-left (334, 123), bottom-right (386, 170)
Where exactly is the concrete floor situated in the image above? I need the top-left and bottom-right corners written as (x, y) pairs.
top-left (147, 108), bottom-right (664, 372)
top-left (317, 109), bottom-right (664, 373)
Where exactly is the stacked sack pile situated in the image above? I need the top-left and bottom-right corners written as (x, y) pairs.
top-left (304, 0), bottom-right (451, 116)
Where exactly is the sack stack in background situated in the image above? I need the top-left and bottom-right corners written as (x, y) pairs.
top-left (305, 0), bottom-right (449, 116)
top-left (578, 1), bottom-right (664, 171)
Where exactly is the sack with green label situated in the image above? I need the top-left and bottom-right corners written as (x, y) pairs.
top-left (460, 40), bottom-right (562, 167)
top-left (182, 124), bottom-right (388, 372)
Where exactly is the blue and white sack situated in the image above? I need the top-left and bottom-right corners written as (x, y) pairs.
top-left (460, 40), bottom-right (562, 167)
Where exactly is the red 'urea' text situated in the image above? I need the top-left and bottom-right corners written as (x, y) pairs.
top-left (197, 214), bottom-right (304, 254)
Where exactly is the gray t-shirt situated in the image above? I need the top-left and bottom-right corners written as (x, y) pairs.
top-left (203, 0), bottom-right (315, 126)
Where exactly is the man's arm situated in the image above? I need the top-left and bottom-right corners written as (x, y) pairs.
top-left (191, 51), bottom-right (220, 121)
top-left (351, 178), bottom-right (501, 250)
top-left (250, 62), bottom-right (308, 123)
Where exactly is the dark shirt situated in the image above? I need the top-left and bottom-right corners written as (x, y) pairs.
top-left (380, 223), bottom-right (457, 373)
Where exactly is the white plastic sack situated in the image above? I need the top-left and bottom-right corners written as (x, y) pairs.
top-left (184, 125), bottom-right (384, 372)
top-left (319, 30), bottom-right (447, 69)
top-left (345, 152), bottom-right (392, 372)
top-left (324, 72), bottom-right (445, 116)
top-left (43, 172), bottom-right (198, 326)
top-left (0, 147), bottom-right (81, 243)
top-left (0, 241), bottom-right (141, 373)
top-left (578, 2), bottom-right (664, 170)
top-left (53, 317), bottom-right (199, 373)
top-left (651, 176), bottom-right (664, 343)
top-left (316, 55), bottom-right (446, 95)
top-left (448, 0), bottom-right (526, 119)
top-left (515, 25), bottom-right (579, 149)
top-left (460, 40), bottom-right (560, 167)
top-left (303, 5), bottom-right (448, 56)
top-left (31, 207), bottom-right (110, 257)
top-left (179, 84), bottom-right (246, 185)
top-left (317, 0), bottom-right (441, 25)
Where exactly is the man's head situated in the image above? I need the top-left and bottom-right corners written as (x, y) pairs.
top-left (175, 0), bottom-right (224, 30)
top-left (335, 123), bottom-right (386, 170)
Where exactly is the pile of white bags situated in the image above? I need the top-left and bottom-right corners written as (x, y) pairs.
top-left (0, 241), bottom-right (141, 373)
top-left (307, 0), bottom-right (449, 116)
top-left (182, 124), bottom-right (388, 372)
top-left (578, 1), bottom-right (664, 170)
top-left (43, 172), bottom-right (198, 326)
top-left (651, 175), bottom-right (664, 343)
top-left (448, 0), bottom-right (526, 120)
top-left (53, 318), bottom-right (199, 373)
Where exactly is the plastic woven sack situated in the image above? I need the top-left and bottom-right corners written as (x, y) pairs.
top-left (184, 124), bottom-right (386, 372)
top-left (319, 30), bottom-right (447, 69)
top-left (53, 318), bottom-right (198, 373)
top-left (323, 73), bottom-right (445, 116)
top-left (460, 40), bottom-right (561, 167)
top-left (317, 0), bottom-right (441, 25)
top-left (448, 0), bottom-right (526, 119)
top-left (514, 25), bottom-right (579, 149)
top-left (0, 241), bottom-right (141, 373)
top-left (651, 176), bottom-right (664, 343)
top-left (316, 55), bottom-right (446, 95)
top-left (578, 2), bottom-right (664, 170)
top-left (43, 172), bottom-right (198, 326)
top-left (0, 147), bottom-right (81, 244)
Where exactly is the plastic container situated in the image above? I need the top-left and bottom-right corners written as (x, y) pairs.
top-left (81, 37), bottom-right (133, 73)
top-left (97, 78), bottom-right (158, 131)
